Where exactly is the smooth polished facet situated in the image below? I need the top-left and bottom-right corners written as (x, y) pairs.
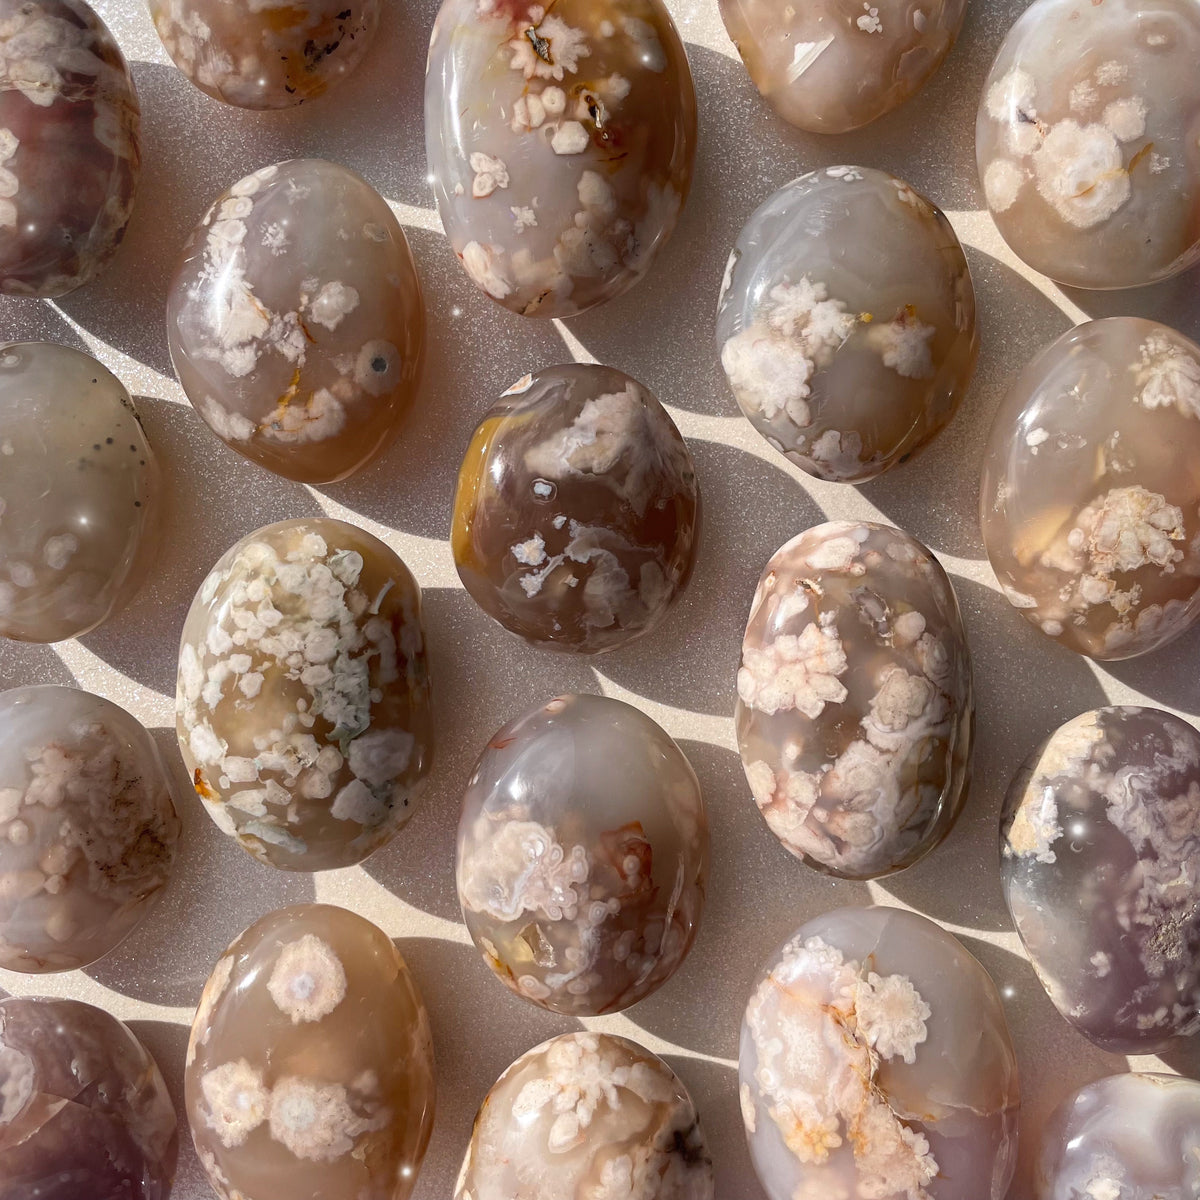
top-left (167, 159), bottom-right (424, 485)
top-left (981, 317), bottom-right (1200, 659)
top-left (456, 694), bottom-right (708, 1015)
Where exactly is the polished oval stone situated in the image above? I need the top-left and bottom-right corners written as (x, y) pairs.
top-left (425, 0), bottom-right (696, 317)
top-left (0, 0), bottom-right (140, 297)
top-left (720, 0), bottom-right (964, 134)
top-left (0, 341), bottom-right (157, 643)
top-left (740, 906), bottom-right (1019, 1200)
top-left (981, 317), bottom-right (1200, 660)
top-left (0, 995), bottom-right (177, 1199)
top-left (456, 693), bottom-right (708, 1015)
top-left (186, 904), bottom-right (435, 1200)
top-left (1036, 1073), bottom-right (1200, 1200)
top-left (1002, 706), bottom-right (1200, 1052)
top-left (717, 168), bottom-right (977, 482)
top-left (148, 0), bottom-right (379, 109)
top-left (451, 363), bottom-right (699, 653)
top-left (0, 685), bottom-right (179, 973)
top-left (455, 1032), bottom-right (714, 1200)
top-left (737, 521), bottom-right (973, 879)
top-left (166, 159), bottom-right (424, 485)
top-left (176, 518), bottom-right (433, 871)
top-left (976, 0), bottom-right (1200, 289)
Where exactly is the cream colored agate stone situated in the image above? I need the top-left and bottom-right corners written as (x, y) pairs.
top-left (976, 0), bottom-right (1200, 289)
top-left (167, 159), bottom-right (425, 485)
top-left (425, 0), bottom-right (697, 317)
top-left (740, 906), bottom-right (1020, 1200)
top-left (0, 342), bottom-right (157, 644)
top-left (455, 1032), bottom-right (714, 1200)
top-left (716, 168), bottom-right (977, 483)
top-left (719, 0), bottom-right (965, 134)
top-left (176, 518), bottom-right (433, 871)
top-left (185, 904), bottom-right (435, 1200)
top-left (0, 0), bottom-right (140, 297)
top-left (148, 0), bottom-right (379, 109)
top-left (456, 694), bottom-right (708, 1015)
top-left (0, 685), bottom-right (179, 973)
top-left (737, 522), bottom-right (973, 879)
top-left (981, 317), bottom-right (1200, 660)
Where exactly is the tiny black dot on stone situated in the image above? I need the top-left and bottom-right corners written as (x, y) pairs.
top-left (90, 377), bottom-right (97, 384)
top-left (139, 459), bottom-right (145, 466)
top-left (129, 444), bottom-right (136, 452)
top-left (92, 443), bottom-right (100, 451)
top-left (105, 437), bottom-right (113, 444)
top-left (134, 501), bottom-right (141, 508)
top-left (371, 356), bottom-right (387, 372)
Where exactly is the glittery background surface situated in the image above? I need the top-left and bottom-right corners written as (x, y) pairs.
top-left (1, 1), bottom-right (1198, 1197)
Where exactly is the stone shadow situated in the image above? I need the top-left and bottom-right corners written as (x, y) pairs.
top-left (1062, 266), bottom-right (1200, 345)
top-left (1098, 617), bottom-right (1200, 720)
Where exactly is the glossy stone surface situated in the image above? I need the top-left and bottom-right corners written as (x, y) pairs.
top-left (0, 995), bottom-right (177, 1200)
top-left (0, 341), bottom-right (157, 643)
top-left (716, 167), bottom-right (977, 483)
top-left (176, 518), bottom-right (433, 871)
top-left (186, 904), bottom-right (435, 1200)
top-left (740, 906), bottom-right (1019, 1200)
top-left (455, 1032), bottom-right (714, 1200)
top-left (0, 0), bottom-right (140, 297)
top-left (166, 159), bottom-right (425, 485)
top-left (0, 685), bottom-right (179, 973)
top-left (976, 0), bottom-right (1200, 289)
top-left (981, 318), bottom-right (1200, 660)
top-left (425, 0), bottom-right (696, 317)
top-left (737, 522), bottom-right (973, 879)
top-left (456, 693), bottom-right (708, 1015)
top-left (720, 0), bottom-right (964, 134)
top-left (1035, 1073), bottom-right (1200, 1200)
top-left (1001, 706), bottom-right (1200, 1053)
top-left (148, 0), bottom-right (379, 109)
top-left (452, 363), bottom-right (699, 653)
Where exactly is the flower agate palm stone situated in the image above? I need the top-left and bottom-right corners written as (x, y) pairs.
top-left (719, 0), bottom-right (964, 134)
top-left (740, 906), bottom-right (1019, 1200)
top-left (1001, 706), bottom-right (1200, 1052)
top-left (167, 160), bottom-right (424, 485)
top-left (717, 168), bottom-right (977, 483)
top-left (0, 685), bottom-right (179, 973)
top-left (0, 342), bottom-right (157, 643)
top-left (0, 996), bottom-right (178, 1200)
top-left (737, 522), bottom-right (973, 879)
top-left (977, 0), bottom-right (1200, 289)
top-left (425, 0), bottom-right (696, 317)
top-left (981, 318), bottom-right (1200, 659)
top-left (186, 905), bottom-right (435, 1200)
top-left (1036, 1073), bottom-right (1200, 1200)
top-left (176, 518), bottom-right (433, 871)
top-left (452, 364), bottom-right (699, 652)
top-left (148, 0), bottom-right (379, 109)
top-left (0, 0), bottom-right (140, 297)
top-left (456, 694), bottom-right (708, 1015)
top-left (455, 1032), bottom-right (714, 1200)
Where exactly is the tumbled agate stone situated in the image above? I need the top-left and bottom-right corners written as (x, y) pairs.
top-left (981, 318), bottom-right (1200, 659)
top-left (1002, 706), bottom-right (1200, 1052)
top-left (455, 1032), bottom-right (714, 1200)
top-left (717, 168), bottom-right (977, 483)
top-left (425, 0), bottom-right (696, 317)
top-left (720, 0), bottom-right (964, 134)
top-left (456, 694), bottom-right (708, 1015)
top-left (176, 518), bottom-right (433, 871)
top-left (186, 904), bottom-right (435, 1200)
top-left (149, 0), bottom-right (379, 109)
top-left (0, 342), bottom-right (157, 643)
top-left (167, 159), bottom-right (424, 485)
top-left (1036, 1073), bottom-right (1200, 1200)
top-left (977, 0), bottom-right (1200, 289)
top-left (0, 0), bottom-right (140, 297)
top-left (0, 996), bottom-right (177, 1200)
top-left (740, 906), bottom-right (1019, 1200)
top-left (0, 685), bottom-right (179, 973)
top-left (452, 364), bottom-right (699, 653)
top-left (737, 522), bottom-right (973, 879)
